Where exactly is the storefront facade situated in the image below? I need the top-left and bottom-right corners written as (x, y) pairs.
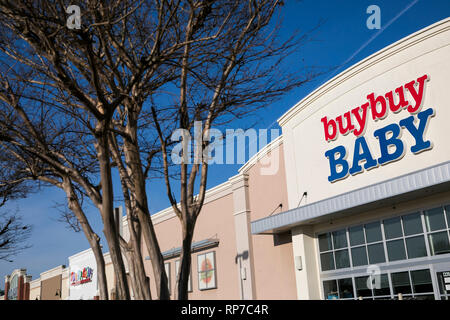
top-left (2, 269), bottom-right (32, 300)
top-left (251, 18), bottom-right (450, 300)
top-left (24, 251), bottom-right (115, 300)
top-left (38, 265), bottom-right (65, 300)
top-left (67, 249), bottom-right (99, 300)
top-left (3, 18), bottom-right (449, 301)
top-left (132, 137), bottom-right (296, 300)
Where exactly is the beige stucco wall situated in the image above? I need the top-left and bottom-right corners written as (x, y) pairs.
top-left (104, 254), bottom-right (116, 299)
top-left (244, 142), bottom-right (297, 299)
top-left (137, 135), bottom-right (298, 300)
top-left (41, 275), bottom-right (62, 300)
top-left (29, 279), bottom-right (40, 300)
top-left (61, 268), bottom-right (69, 300)
top-left (39, 265), bottom-right (65, 300)
top-left (144, 188), bottom-right (240, 299)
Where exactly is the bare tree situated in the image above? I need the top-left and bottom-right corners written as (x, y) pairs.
top-left (0, 0), bottom-right (226, 300)
top-left (0, 0), bottom-right (183, 299)
top-left (0, 210), bottom-right (31, 261)
top-left (0, 0), bottom-right (319, 301)
top-left (0, 85), bottom-right (111, 298)
top-left (0, 153), bottom-right (32, 262)
top-left (151, 0), bottom-right (320, 299)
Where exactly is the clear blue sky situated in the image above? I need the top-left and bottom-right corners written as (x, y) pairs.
top-left (1, 0), bottom-right (449, 290)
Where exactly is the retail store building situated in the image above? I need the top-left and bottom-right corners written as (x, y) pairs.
top-left (2, 18), bottom-right (450, 301)
top-left (251, 17), bottom-right (450, 300)
top-left (140, 17), bottom-right (450, 300)
top-left (2, 269), bottom-right (32, 300)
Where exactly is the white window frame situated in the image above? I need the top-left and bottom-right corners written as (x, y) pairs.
top-left (175, 259), bottom-right (192, 293)
top-left (197, 251), bottom-right (217, 291)
top-left (316, 201), bottom-right (450, 300)
top-left (164, 262), bottom-right (171, 295)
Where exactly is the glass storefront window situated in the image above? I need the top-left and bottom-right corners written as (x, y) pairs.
top-left (7, 275), bottom-right (18, 300)
top-left (320, 252), bottom-right (335, 271)
top-left (349, 226), bottom-right (365, 246)
top-left (425, 207), bottom-right (446, 232)
top-left (391, 271), bottom-right (412, 295)
top-left (428, 232), bottom-right (450, 255)
top-left (324, 269), bottom-right (436, 300)
top-left (386, 239), bottom-right (406, 261)
top-left (384, 217), bottom-right (403, 239)
top-left (402, 212), bottom-right (423, 236)
top-left (405, 236), bottom-right (427, 259)
top-left (411, 269), bottom-right (433, 294)
top-left (367, 243), bottom-right (385, 264)
top-left (332, 230), bottom-right (347, 249)
top-left (323, 280), bottom-right (338, 300)
top-left (355, 276), bottom-right (371, 298)
top-left (318, 204), bottom-right (450, 290)
top-left (351, 246), bottom-right (368, 266)
top-left (365, 221), bottom-right (382, 243)
top-left (334, 249), bottom-right (350, 269)
top-left (374, 274), bottom-right (391, 297)
top-left (338, 278), bottom-right (354, 299)
top-left (319, 233), bottom-right (332, 252)
top-left (317, 206), bottom-right (450, 300)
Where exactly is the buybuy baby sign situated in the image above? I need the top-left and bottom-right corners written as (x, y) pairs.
top-left (322, 74), bottom-right (434, 183)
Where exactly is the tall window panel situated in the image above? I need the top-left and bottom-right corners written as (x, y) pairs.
top-left (165, 262), bottom-right (171, 295)
top-left (175, 259), bottom-right (192, 293)
top-left (383, 212), bottom-right (427, 262)
top-left (424, 206), bottom-right (450, 256)
top-left (197, 251), bottom-right (217, 290)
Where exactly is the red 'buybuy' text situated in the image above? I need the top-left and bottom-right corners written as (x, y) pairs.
top-left (321, 74), bottom-right (429, 142)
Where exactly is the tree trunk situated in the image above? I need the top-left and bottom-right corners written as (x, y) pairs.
top-left (121, 215), bottom-right (152, 300)
top-left (138, 209), bottom-right (170, 299)
top-left (124, 126), bottom-right (170, 300)
top-left (122, 247), bottom-right (141, 300)
top-left (109, 131), bottom-right (152, 300)
top-left (97, 133), bottom-right (130, 300)
top-left (91, 238), bottom-right (108, 300)
top-left (130, 227), bottom-right (151, 300)
top-left (62, 178), bottom-right (108, 300)
top-left (177, 222), bottom-right (195, 300)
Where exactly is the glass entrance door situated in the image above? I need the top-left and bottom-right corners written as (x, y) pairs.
top-left (436, 271), bottom-right (450, 300)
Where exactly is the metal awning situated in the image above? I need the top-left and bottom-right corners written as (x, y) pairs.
top-left (145, 238), bottom-right (219, 260)
top-left (251, 161), bottom-right (450, 234)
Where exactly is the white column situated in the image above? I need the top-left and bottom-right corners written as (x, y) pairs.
top-left (229, 173), bottom-right (256, 300)
top-left (291, 226), bottom-right (321, 299)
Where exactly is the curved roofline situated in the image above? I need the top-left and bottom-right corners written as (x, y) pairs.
top-left (123, 136), bottom-right (285, 225)
top-left (278, 17), bottom-right (450, 127)
top-left (238, 134), bottom-right (283, 174)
